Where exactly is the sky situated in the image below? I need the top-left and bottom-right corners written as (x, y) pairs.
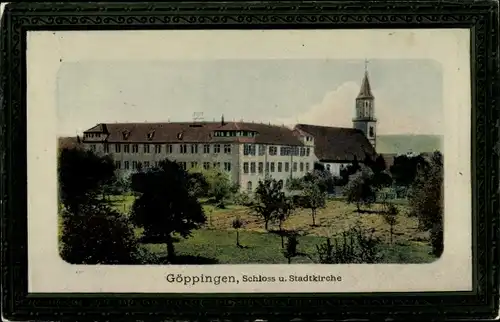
top-left (56, 59), bottom-right (443, 136)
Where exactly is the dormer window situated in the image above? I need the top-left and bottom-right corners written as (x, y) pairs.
top-left (122, 130), bottom-right (130, 140)
top-left (177, 132), bottom-right (183, 140)
top-left (147, 130), bottom-right (155, 140)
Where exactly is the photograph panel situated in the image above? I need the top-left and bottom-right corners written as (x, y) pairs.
top-left (27, 29), bottom-right (471, 293)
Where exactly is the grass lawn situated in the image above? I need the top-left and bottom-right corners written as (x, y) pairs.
top-left (124, 196), bottom-right (435, 264)
top-left (59, 194), bottom-right (436, 264)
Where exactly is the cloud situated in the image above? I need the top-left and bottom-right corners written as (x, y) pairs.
top-left (274, 81), bottom-right (443, 135)
top-left (275, 81), bottom-right (359, 128)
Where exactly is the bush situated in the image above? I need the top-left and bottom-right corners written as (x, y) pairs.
top-left (316, 226), bottom-right (383, 264)
top-left (59, 202), bottom-right (138, 264)
top-left (231, 191), bottom-right (254, 206)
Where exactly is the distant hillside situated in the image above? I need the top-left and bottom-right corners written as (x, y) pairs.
top-left (376, 134), bottom-right (443, 155)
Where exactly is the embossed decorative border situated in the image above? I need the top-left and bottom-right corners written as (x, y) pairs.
top-left (1, 1), bottom-right (498, 320)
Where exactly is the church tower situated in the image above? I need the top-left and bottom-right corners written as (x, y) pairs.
top-left (353, 60), bottom-right (377, 149)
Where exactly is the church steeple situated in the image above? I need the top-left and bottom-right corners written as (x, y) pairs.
top-left (353, 59), bottom-right (377, 150)
top-left (357, 61), bottom-right (374, 99)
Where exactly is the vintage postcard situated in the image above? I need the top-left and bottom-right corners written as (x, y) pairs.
top-left (26, 28), bottom-right (472, 294)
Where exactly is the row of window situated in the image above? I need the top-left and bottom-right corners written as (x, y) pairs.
top-left (89, 143), bottom-right (313, 157)
top-left (115, 160), bottom-right (233, 172)
top-left (243, 144), bottom-right (311, 157)
top-left (90, 143), bottom-right (232, 154)
top-left (242, 161), bottom-right (310, 174)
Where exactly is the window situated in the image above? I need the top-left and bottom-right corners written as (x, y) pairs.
top-left (224, 144), bottom-right (231, 154)
top-left (90, 144), bottom-right (96, 152)
top-left (293, 162), bottom-right (297, 172)
top-left (258, 162), bottom-right (264, 174)
top-left (306, 147), bottom-right (310, 156)
top-left (269, 146), bottom-right (277, 156)
top-left (104, 144), bottom-right (110, 153)
top-left (270, 162), bottom-right (275, 172)
top-left (132, 144), bottom-right (139, 153)
top-left (326, 164), bottom-right (331, 171)
top-left (247, 181), bottom-right (253, 192)
top-left (144, 161), bottom-right (150, 168)
top-left (203, 144), bottom-right (210, 153)
top-left (180, 144), bottom-right (188, 154)
top-left (203, 162), bottom-right (210, 170)
top-left (214, 144), bottom-right (221, 153)
top-left (213, 162), bottom-right (221, 169)
top-left (115, 161), bottom-right (121, 169)
top-left (300, 162), bottom-right (304, 172)
top-left (144, 144), bottom-right (150, 153)
top-left (265, 162), bottom-right (270, 172)
top-left (224, 162), bottom-right (232, 172)
top-left (277, 162), bottom-right (282, 172)
top-left (243, 144), bottom-right (256, 156)
top-left (179, 162), bottom-right (187, 170)
top-left (191, 161), bottom-right (198, 168)
top-left (305, 162), bottom-right (310, 172)
top-left (369, 126), bottom-right (375, 137)
top-left (258, 145), bottom-right (265, 156)
top-left (154, 161), bottom-right (159, 167)
top-left (124, 161), bottom-right (130, 169)
top-left (280, 146), bottom-right (290, 156)
top-left (292, 147), bottom-right (299, 156)
top-left (243, 162), bottom-right (249, 174)
top-left (167, 144), bottom-right (173, 153)
top-left (250, 162), bottom-right (256, 173)
top-left (191, 144), bottom-right (198, 154)
top-left (285, 162), bottom-right (289, 172)
top-left (115, 144), bottom-right (121, 153)
top-left (155, 144), bottom-right (162, 153)
top-left (132, 161), bottom-right (138, 169)
top-left (300, 148), bottom-right (305, 156)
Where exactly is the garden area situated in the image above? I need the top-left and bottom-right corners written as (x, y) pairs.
top-left (58, 147), bottom-right (443, 265)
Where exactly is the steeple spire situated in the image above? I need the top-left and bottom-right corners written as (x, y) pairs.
top-left (357, 59), bottom-right (374, 99)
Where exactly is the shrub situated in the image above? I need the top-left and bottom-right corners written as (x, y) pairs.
top-left (59, 202), bottom-right (138, 264)
top-left (316, 226), bottom-right (383, 264)
top-left (231, 191), bottom-right (254, 206)
top-left (283, 234), bottom-right (299, 264)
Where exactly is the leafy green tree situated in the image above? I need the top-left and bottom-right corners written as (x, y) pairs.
top-left (59, 202), bottom-right (138, 264)
top-left (189, 166), bottom-right (233, 208)
top-left (302, 181), bottom-right (327, 226)
top-left (407, 151), bottom-right (444, 257)
top-left (343, 165), bottom-right (377, 212)
top-left (232, 217), bottom-right (244, 248)
top-left (390, 153), bottom-right (427, 187)
top-left (382, 203), bottom-right (399, 244)
top-left (338, 158), bottom-right (361, 186)
top-left (129, 160), bottom-right (206, 263)
top-left (58, 147), bottom-right (116, 213)
top-left (275, 197), bottom-right (295, 248)
top-left (250, 177), bottom-right (285, 231)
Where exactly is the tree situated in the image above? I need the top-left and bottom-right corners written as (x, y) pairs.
top-left (232, 217), bottom-right (244, 248)
top-left (390, 153), bottom-right (427, 187)
top-left (129, 160), bottom-right (206, 263)
top-left (186, 170), bottom-right (210, 198)
top-left (250, 177), bottom-right (286, 231)
top-left (303, 169), bottom-right (336, 194)
top-left (58, 148), bottom-right (116, 213)
top-left (343, 165), bottom-right (377, 212)
top-left (407, 151), bottom-right (443, 257)
top-left (338, 158), bottom-right (361, 186)
top-left (382, 203), bottom-right (399, 244)
top-left (302, 181), bottom-right (327, 226)
top-left (59, 202), bottom-right (138, 264)
top-left (275, 197), bottom-right (295, 248)
top-left (283, 234), bottom-right (299, 264)
top-left (190, 166), bottom-right (233, 208)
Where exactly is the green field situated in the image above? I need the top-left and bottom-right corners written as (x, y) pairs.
top-left (103, 194), bottom-right (436, 264)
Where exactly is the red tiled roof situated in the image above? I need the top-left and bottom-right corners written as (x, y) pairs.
top-left (82, 121), bottom-right (304, 146)
top-left (294, 124), bottom-right (376, 162)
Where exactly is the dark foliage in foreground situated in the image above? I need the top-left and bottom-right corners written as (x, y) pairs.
top-left (58, 147), bottom-right (115, 213)
top-left (130, 159), bottom-right (206, 263)
top-left (58, 148), bottom-right (138, 264)
top-left (59, 202), bottom-right (138, 264)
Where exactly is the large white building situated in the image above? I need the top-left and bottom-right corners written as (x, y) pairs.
top-left (80, 68), bottom-right (378, 191)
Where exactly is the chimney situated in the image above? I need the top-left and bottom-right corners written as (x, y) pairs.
top-left (221, 114), bottom-right (225, 126)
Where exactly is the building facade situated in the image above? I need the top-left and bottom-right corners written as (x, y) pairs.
top-left (80, 67), bottom-right (378, 191)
